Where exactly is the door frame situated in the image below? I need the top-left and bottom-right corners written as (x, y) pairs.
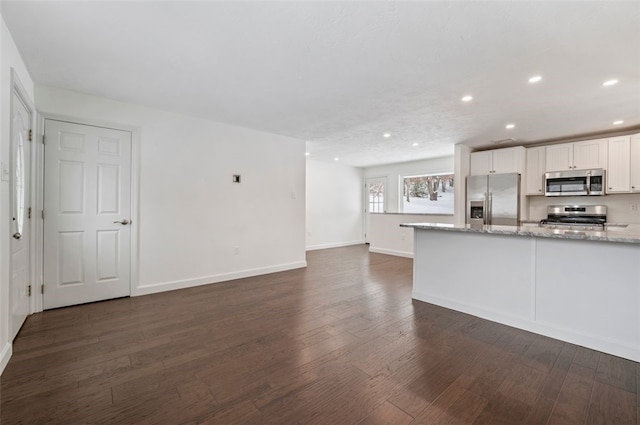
top-left (34, 113), bottom-right (140, 312)
top-left (9, 69), bottom-right (36, 324)
top-left (363, 176), bottom-right (387, 244)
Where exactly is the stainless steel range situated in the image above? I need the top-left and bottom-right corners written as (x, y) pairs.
top-left (539, 205), bottom-right (606, 231)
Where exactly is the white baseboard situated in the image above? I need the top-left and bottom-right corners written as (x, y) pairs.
top-left (369, 247), bottom-right (413, 258)
top-left (412, 290), bottom-right (640, 363)
top-left (132, 261), bottom-right (307, 296)
top-left (305, 240), bottom-right (364, 251)
top-left (0, 342), bottom-right (12, 376)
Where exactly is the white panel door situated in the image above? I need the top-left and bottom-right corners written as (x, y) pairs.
top-left (364, 177), bottom-right (386, 243)
top-left (10, 90), bottom-right (31, 339)
top-left (43, 120), bottom-right (132, 309)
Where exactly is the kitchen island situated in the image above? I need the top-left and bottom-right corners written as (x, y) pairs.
top-left (401, 222), bottom-right (640, 362)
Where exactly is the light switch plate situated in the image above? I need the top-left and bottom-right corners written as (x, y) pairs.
top-left (1, 162), bottom-right (9, 182)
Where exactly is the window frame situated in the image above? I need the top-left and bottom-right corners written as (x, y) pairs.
top-left (400, 172), bottom-right (455, 215)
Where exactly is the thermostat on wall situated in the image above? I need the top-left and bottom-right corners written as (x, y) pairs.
top-left (232, 174), bottom-right (241, 183)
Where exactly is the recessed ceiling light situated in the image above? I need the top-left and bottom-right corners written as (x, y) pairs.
top-left (383, 133), bottom-right (392, 138)
top-left (505, 124), bottom-right (515, 129)
top-left (603, 79), bottom-right (618, 87)
top-left (461, 95), bottom-right (473, 102)
top-left (412, 142), bottom-right (419, 147)
top-left (334, 157), bottom-right (340, 161)
top-left (305, 152), bottom-right (310, 156)
top-left (528, 76), bottom-right (542, 83)
top-left (613, 120), bottom-right (624, 125)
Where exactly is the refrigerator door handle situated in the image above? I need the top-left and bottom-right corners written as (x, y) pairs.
top-left (483, 192), bottom-right (488, 225)
top-left (487, 192), bottom-right (493, 225)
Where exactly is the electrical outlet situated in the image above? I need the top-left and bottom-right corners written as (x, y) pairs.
top-left (631, 203), bottom-right (638, 212)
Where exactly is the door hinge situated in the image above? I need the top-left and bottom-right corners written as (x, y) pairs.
top-left (42, 210), bottom-right (46, 220)
top-left (42, 135), bottom-right (46, 145)
top-left (28, 285), bottom-right (32, 297)
top-left (28, 129), bottom-right (33, 141)
top-left (28, 207), bottom-right (32, 219)
top-left (41, 285), bottom-right (44, 295)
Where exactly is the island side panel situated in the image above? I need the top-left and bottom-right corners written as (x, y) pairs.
top-left (412, 229), bottom-right (534, 323)
top-left (410, 226), bottom-right (640, 362)
top-left (535, 238), bottom-right (640, 360)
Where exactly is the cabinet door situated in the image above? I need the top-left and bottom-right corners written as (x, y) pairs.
top-left (470, 151), bottom-right (492, 175)
top-left (607, 136), bottom-right (630, 193)
top-left (631, 134), bottom-right (640, 192)
top-left (573, 139), bottom-right (608, 169)
top-left (525, 146), bottom-right (546, 195)
top-left (492, 147), bottom-right (524, 174)
top-left (545, 143), bottom-right (573, 171)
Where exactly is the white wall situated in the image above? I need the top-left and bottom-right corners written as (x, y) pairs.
top-left (305, 159), bottom-right (363, 250)
top-left (363, 156), bottom-right (454, 213)
top-left (368, 213), bottom-right (455, 258)
top-left (362, 156), bottom-right (455, 257)
top-left (454, 144), bottom-right (471, 225)
top-left (35, 86), bottom-right (306, 296)
top-left (1, 16), bottom-right (35, 374)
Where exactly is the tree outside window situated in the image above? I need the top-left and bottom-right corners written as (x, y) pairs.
top-left (402, 173), bottom-right (454, 214)
top-left (368, 182), bottom-right (384, 213)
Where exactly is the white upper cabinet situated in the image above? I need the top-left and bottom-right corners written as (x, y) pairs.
top-left (470, 146), bottom-right (525, 176)
top-left (469, 151), bottom-right (492, 175)
top-left (629, 134), bottom-right (640, 193)
top-left (525, 146), bottom-right (546, 195)
top-left (573, 139), bottom-right (608, 169)
top-left (545, 143), bottom-right (573, 172)
top-left (545, 139), bottom-right (608, 172)
top-left (607, 136), bottom-right (631, 193)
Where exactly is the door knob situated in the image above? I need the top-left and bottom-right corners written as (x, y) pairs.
top-left (13, 232), bottom-right (21, 239)
top-left (113, 219), bottom-right (130, 225)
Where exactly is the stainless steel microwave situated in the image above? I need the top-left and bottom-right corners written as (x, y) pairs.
top-left (544, 169), bottom-right (605, 196)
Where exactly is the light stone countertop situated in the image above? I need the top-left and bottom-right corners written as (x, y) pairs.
top-left (399, 222), bottom-right (640, 244)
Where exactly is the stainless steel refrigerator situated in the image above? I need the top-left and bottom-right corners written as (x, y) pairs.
top-left (466, 173), bottom-right (521, 226)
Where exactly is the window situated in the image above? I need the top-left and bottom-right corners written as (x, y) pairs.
top-left (367, 181), bottom-right (385, 213)
top-left (402, 173), bottom-right (454, 214)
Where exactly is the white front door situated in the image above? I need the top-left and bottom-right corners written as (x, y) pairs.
top-left (43, 120), bottom-right (132, 309)
top-left (364, 177), bottom-right (386, 243)
top-left (10, 90), bottom-right (32, 339)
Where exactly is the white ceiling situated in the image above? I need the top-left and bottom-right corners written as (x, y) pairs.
top-left (2, 1), bottom-right (640, 167)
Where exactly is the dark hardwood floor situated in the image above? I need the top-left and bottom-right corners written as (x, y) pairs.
top-left (1, 245), bottom-right (638, 424)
